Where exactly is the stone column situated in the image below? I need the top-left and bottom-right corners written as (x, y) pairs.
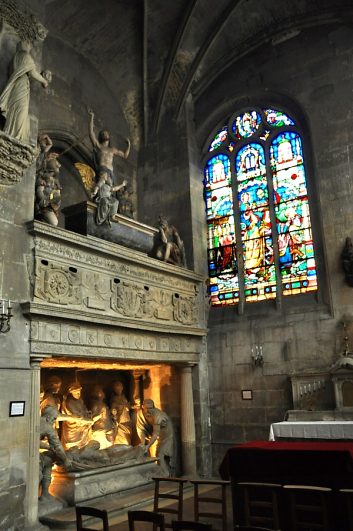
top-left (24, 356), bottom-right (44, 530)
top-left (132, 369), bottom-right (145, 403)
top-left (180, 364), bottom-right (197, 476)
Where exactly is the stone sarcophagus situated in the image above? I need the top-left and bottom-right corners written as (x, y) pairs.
top-left (50, 458), bottom-right (160, 506)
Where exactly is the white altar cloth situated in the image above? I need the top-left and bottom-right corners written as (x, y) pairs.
top-left (269, 421), bottom-right (353, 441)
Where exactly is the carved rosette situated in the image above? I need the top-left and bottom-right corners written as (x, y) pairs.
top-left (34, 262), bottom-right (82, 305)
top-left (173, 294), bottom-right (197, 325)
top-left (0, 132), bottom-right (38, 185)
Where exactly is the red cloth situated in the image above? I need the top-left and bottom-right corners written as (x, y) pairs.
top-left (235, 440), bottom-right (353, 456)
top-left (219, 440), bottom-right (353, 488)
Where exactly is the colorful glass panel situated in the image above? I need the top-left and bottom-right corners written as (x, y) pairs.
top-left (271, 132), bottom-right (317, 295)
top-left (264, 109), bottom-right (295, 127)
top-left (208, 126), bottom-right (228, 151)
top-left (232, 110), bottom-right (261, 139)
top-left (204, 155), bottom-right (239, 305)
top-left (236, 143), bottom-right (276, 301)
top-left (204, 107), bottom-right (317, 307)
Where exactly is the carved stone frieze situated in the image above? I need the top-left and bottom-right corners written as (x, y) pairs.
top-left (28, 222), bottom-right (206, 335)
top-left (29, 320), bottom-right (201, 363)
top-left (34, 261), bottom-right (82, 305)
top-left (0, 132), bottom-right (38, 185)
top-left (111, 280), bottom-right (146, 318)
top-left (173, 294), bottom-right (197, 325)
top-left (34, 236), bottom-right (194, 291)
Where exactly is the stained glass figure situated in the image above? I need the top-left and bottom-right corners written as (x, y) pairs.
top-left (204, 155), bottom-right (239, 305)
top-left (204, 107), bottom-right (317, 307)
top-left (271, 132), bottom-right (317, 295)
top-left (236, 144), bottom-right (276, 301)
top-left (264, 109), bottom-right (294, 127)
top-left (208, 126), bottom-right (228, 151)
top-left (232, 110), bottom-right (261, 139)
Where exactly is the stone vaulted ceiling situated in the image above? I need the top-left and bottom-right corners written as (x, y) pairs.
top-left (44, 0), bottom-right (353, 141)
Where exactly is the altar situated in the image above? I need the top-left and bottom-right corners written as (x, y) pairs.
top-left (269, 421), bottom-right (353, 441)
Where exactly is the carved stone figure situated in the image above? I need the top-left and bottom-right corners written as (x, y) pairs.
top-left (153, 216), bottom-right (186, 267)
top-left (89, 385), bottom-right (115, 450)
top-left (0, 41), bottom-right (50, 142)
top-left (88, 109), bottom-right (130, 226)
top-left (110, 380), bottom-right (132, 445)
top-left (39, 406), bottom-right (72, 500)
top-left (342, 237), bottom-right (353, 287)
top-left (35, 134), bottom-right (62, 226)
top-left (137, 399), bottom-right (174, 476)
top-left (40, 375), bottom-right (62, 413)
top-left (61, 382), bottom-right (97, 450)
top-left (117, 186), bottom-right (135, 218)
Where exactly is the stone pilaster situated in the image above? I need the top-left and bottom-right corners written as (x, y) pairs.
top-left (24, 357), bottom-right (43, 530)
top-left (180, 364), bottom-right (197, 476)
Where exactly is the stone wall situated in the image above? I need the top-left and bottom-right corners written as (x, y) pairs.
top-left (193, 23), bottom-right (353, 471)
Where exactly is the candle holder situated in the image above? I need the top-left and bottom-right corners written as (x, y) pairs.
top-left (251, 344), bottom-right (264, 367)
top-left (0, 299), bottom-right (12, 333)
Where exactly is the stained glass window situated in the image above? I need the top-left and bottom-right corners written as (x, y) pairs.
top-left (203, 107), bottom-right (317, 307)
top-left (204, 154), bottom-right (239, 305)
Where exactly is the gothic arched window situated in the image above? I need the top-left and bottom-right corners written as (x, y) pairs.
top-left (203, 107), bottom-right (317, 306)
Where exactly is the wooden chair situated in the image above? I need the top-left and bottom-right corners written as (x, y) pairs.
top-left (282, 484), bottom-right (333, 531)
top-left (76, 506), bottom-right (109, 531)
top-left (171, 521), bottom-right (212, 530)
top-left (153, 476), bottom-right (188, 528)
top-left (189, 479), bottom-right (230, 531)
top-left (128, 510), bottom-right (165, 531)
top-left (335, 488), bottom-right (353, 531)
top-left (233, 482), bottom-right (282, 530)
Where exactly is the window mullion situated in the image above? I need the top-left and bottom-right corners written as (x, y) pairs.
top-left (265, 141), bottom-right (283, 310)
top-left (231, 156), bottom-right (245, 314)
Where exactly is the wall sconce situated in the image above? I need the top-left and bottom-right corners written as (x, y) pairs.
top-left (0, 299), bottom-right (12, 333)
top-left (251, 344), bottom-right (264, 367)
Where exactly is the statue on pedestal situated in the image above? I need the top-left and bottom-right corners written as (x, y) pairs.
top-left (88, 109), bottom-right (130, 226)
top-left (0, 41), bottom-right (51, 143)
top-left (137, 399), bottom-right (174, 476)
top-left (35, 133), bottom-right (62, 226)
top-left (153, 216), bottom-right (186, 267)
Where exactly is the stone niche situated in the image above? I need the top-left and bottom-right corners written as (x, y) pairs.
top-left (24, 220), bottom-right (206, 507)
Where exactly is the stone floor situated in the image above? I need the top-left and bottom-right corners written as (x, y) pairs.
top-left (43, 481), bottom-right (234, 530)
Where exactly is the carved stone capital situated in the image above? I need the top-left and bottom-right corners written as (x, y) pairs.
top-left (0, 132), bottom-right (38, 185)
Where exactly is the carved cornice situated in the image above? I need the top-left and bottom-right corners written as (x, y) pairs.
top-left (0, 132), bottom-right (38, 185)
top-left (22, 301), bottom-right (206, 336)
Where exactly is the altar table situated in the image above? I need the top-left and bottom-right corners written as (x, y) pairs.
top-left (269, 420), bottom-right (353, 441)
top-left (219, 440), bottom-right (353, 488)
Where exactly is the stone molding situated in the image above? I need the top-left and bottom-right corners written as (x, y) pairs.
top-left (0, 132), bottom-right (38, 185)
top-left (28, 319), bottom-right (201, 363)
